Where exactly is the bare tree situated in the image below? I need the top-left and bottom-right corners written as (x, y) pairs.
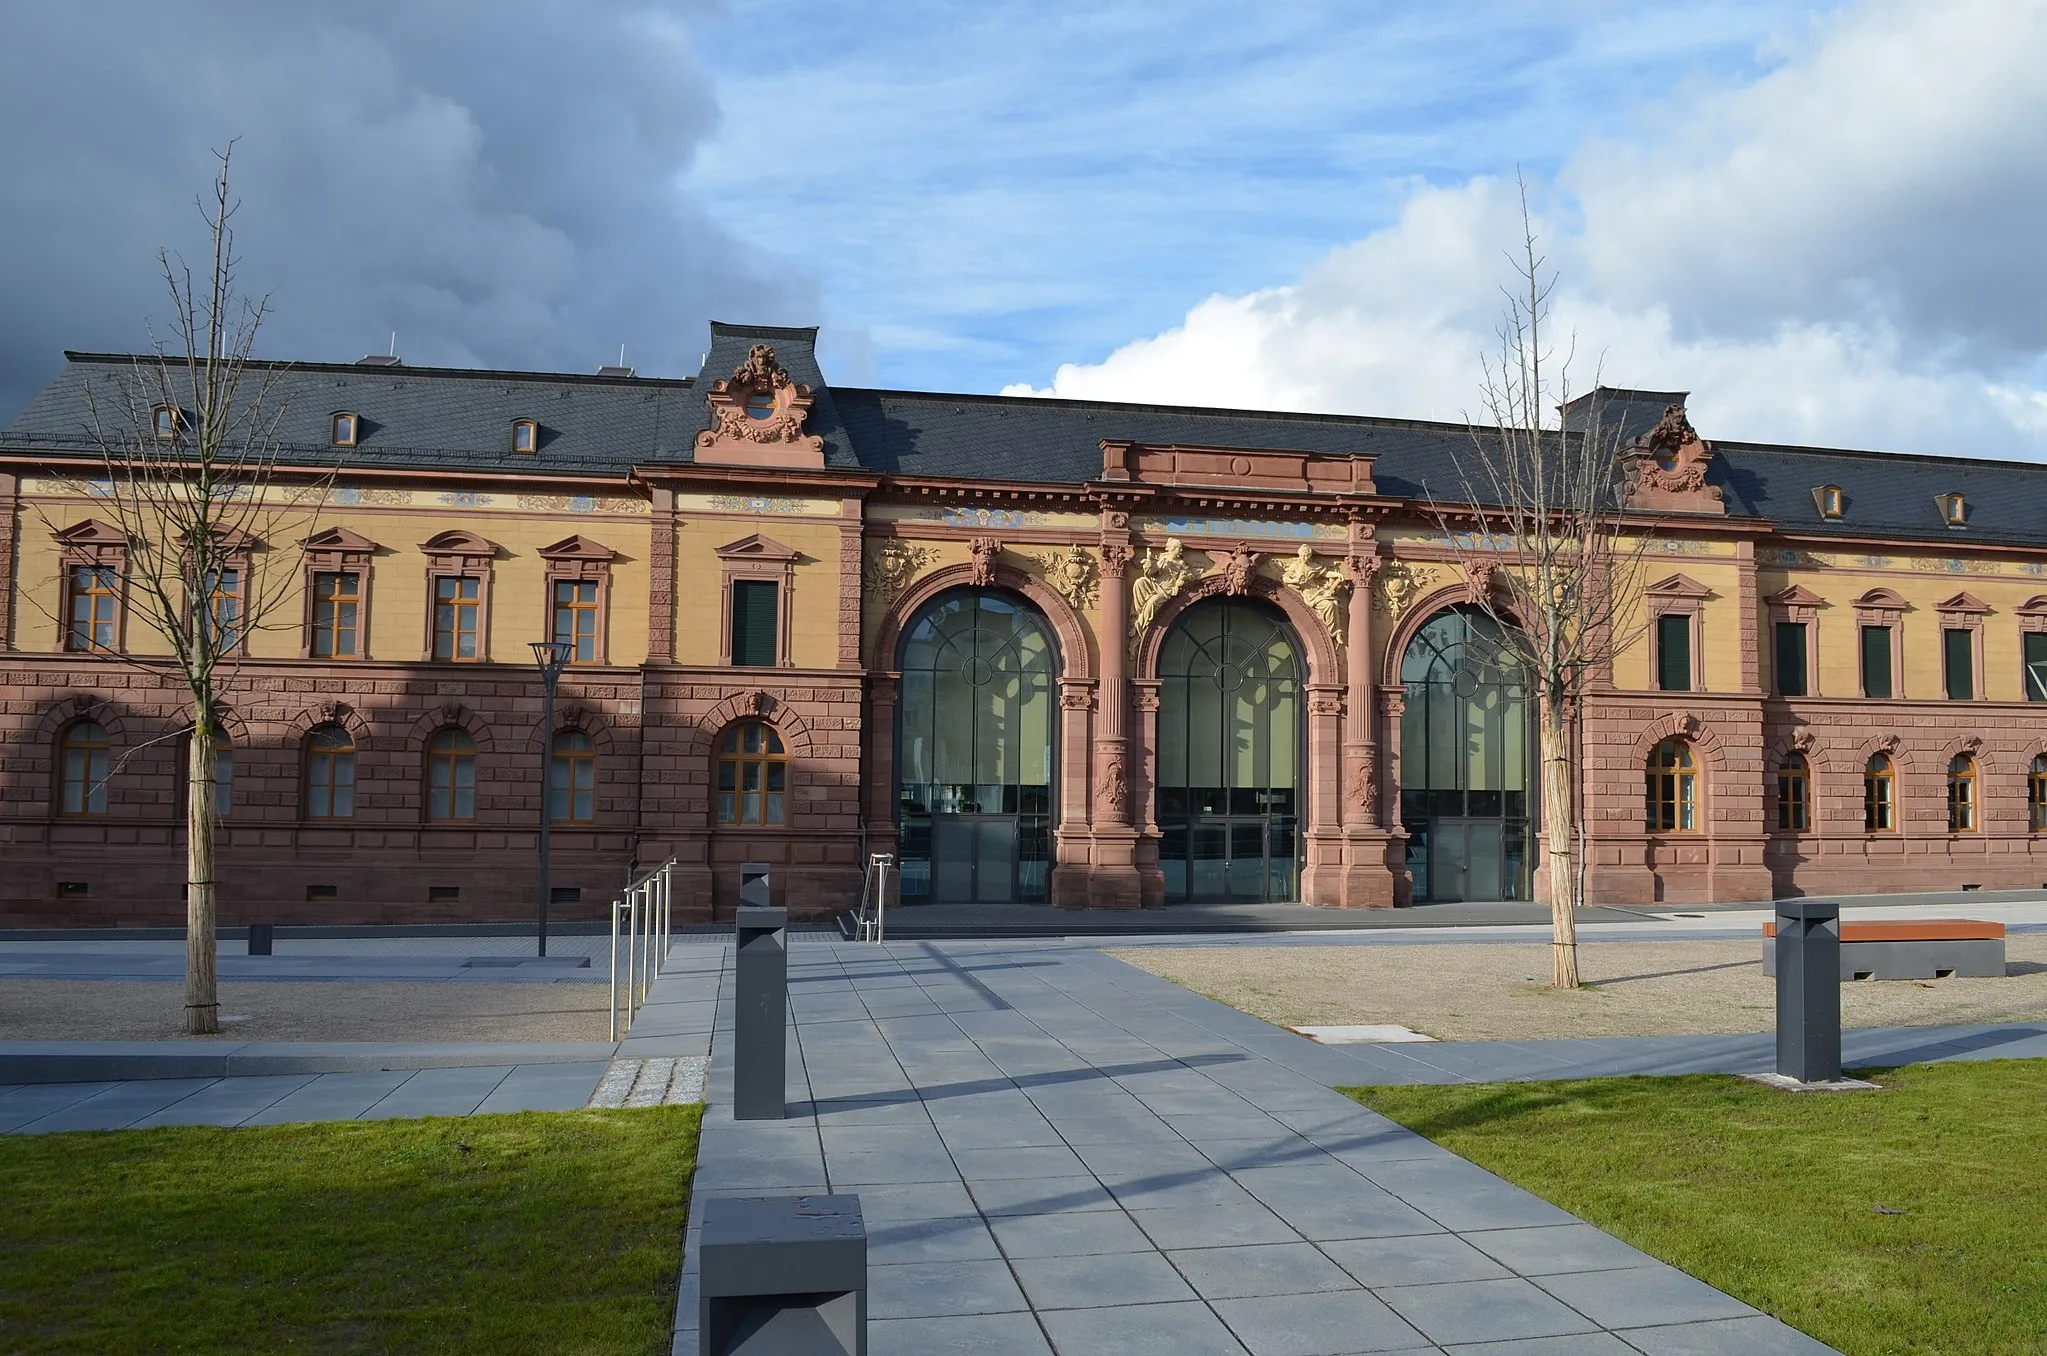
top-left (1428, 182), bottom-right (1653, 989)
top-left (31, 145), bottom-right (326, 1032)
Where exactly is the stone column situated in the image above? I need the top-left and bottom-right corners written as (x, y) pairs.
top-left (1089, 526), bottom-right (1141, 908)
top-left (1338, 546), bottom-right (1395, 906)
top-left (1379, 685), bottom-right (1412, 905)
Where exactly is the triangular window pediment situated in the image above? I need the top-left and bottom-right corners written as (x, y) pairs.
top-left (538, 534), bottom-right (617, 562)
top-left (1935, 591), bottom-right (1990, 615)
top-left (1644, 572), bottom-right (1712, 599)
top-left (715, 533), bottom-right (800, 563)
top-left (303, 525), bottom-right (379, 553)
top-left (54, 518), bottom-right (127, 546)
top-left (1767, 584), bottom-right (1826, 607)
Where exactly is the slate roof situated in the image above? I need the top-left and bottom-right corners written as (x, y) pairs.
top-left (5, 322), bottom-right (2046, 551)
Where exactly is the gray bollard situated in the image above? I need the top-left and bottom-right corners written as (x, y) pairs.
top-left (734, 863), bottom-right (787, 1121)
top-left (1775, 899), bottom-right (1842, 1083)
top-left (247, 924), bottom-right (273, 957)
top-left (700, 1195), bottom-right (866, 1355)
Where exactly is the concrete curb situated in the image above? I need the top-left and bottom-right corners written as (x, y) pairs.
top-left (0, 1036), bottom-right (710, 1084)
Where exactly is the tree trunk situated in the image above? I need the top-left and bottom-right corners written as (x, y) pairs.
top-left (185, 707), bottom-right (219, 1035)
top-left (1541, 701), bottom-right (1580, 989)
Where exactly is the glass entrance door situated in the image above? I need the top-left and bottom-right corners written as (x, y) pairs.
top-left (1398, 606), bottom-right (1533, 902)
top-left (1155, 600), bottom-right (1303, 904)
top-left (896, 591), bottom-right (1056, 905)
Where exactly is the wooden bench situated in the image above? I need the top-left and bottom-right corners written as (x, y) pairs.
top-left (1761, 918), bottom-right (2006, 980)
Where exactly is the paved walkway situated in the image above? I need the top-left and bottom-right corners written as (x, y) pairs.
top-left (674, 940), bottom-right (1843, 1355)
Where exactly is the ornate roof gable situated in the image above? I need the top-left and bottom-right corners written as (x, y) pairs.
top-left (1621, 405), bottom-right (1726, 515)
top-left (695, 344), bottom-right (826, 470)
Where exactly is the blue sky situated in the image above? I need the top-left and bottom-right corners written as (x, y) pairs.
top-left (685, 1), bottom-right (1840, 392)
top-left (3, 0), bottom-right (2044, 458)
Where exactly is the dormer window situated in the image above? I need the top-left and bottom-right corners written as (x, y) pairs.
top-left (152, 405), bottom-right (182, 440)
top-left (1813, 485), bottom-right (1843, 520)
top-left (331, 412), bottom-right (359, 447)
top-left (1937, 492), bottom-right (1967, 527)
top-left (512, 419), bottom-right (539, 455)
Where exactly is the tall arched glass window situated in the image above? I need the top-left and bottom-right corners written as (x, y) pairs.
top-left (426, 728), bottom-right (477, 823)
top-left (896, 591), bottom-right (1056, 904)
top-left (1864, 753), bottom-right (1896, 832)
top-left (304, 725), bottom-right (356, 819)
top-left (58, 720), bottom-right (110, 817)
top-left (1399, 607), bottom-right (1531, 901)
top-left (717, 721), bottom-right (785, 826)
top-left (1947, 754), bottom-right (1977, 833)
top-left (1646, 739), bottom-right (1697, 832)
top-left (551, 729), bottom-right (597, 823)
top-left (1157, 599), bottom-right (1301, 903)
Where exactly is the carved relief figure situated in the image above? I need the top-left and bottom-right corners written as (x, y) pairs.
top-left (1036, 544), bottom-right (1099, 611)
top-left (1282, 545), bottom-right (1350, 645)
top-left (968, 537), bottom-right (1002, 587)
top-left (863, 539), bottom-right (934, 605)
top-left (1218, 542), bottom-right (1259, 596)
top-left (1131, 538), bottom-right (1195, 637)
top-left (697, 344), bottom-right (824, 453)
top-left (1096, 752), bottom-right (1129, 820)
top-left (1464, 559), bottom-right (1499, 606)
top-left (1348, 748), bottom-right (1378, 819)
top-left (1622, 403), bottom-right (1725, 510)
top-left (1377, 562), bottom-right (1440, 619)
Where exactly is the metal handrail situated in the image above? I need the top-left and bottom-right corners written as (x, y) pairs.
top-left (610, 857), bottom-right (677, 1039)
top-left (854, 852), bottom-right (895, 943)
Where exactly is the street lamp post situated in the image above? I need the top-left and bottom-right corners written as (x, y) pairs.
top-left (531, 640), bottom-right (574, 958)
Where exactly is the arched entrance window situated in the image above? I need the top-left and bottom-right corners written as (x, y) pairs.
top-left (1646, 740), bottom-right (1698, 832)
top-left (896, 590), bottom-right (1056, 904)
top-left (1398, 607), bottom-right (1532, 901)
top-left (1156, 599), bottom-right (1301, 903)
top-left (1864, 753), bottom-right (1896, 832)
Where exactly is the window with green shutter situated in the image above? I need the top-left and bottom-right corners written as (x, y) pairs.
top-left (1860, 625), bottom-right (1892, 699)
top-left (2025, 632), bottom-right (2047, 702)
top-left (1943, 627), bottom-right (1974, 700)
top-left (1774, 622), bottom-right (1808, 697)
top-left (730, 579), bottom-right (779, 667)
top-left (1656, 613), bottom-right (1692, 692)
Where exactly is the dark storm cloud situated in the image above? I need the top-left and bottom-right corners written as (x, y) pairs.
top-left (0, 1), bottom-right (812, 420)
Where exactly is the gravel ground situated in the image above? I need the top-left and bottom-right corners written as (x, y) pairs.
top-left (1111, 937), bottom-right (2047, 1041)
top-left (0, 981), bottom-right (611, 1042)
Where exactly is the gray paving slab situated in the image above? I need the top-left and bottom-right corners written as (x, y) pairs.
top-left (672, 936), bottom-right (1844, 1356)
top-left (1616, 1315), bottom-right (1841, 1355)
top-left (131, 1074), bottom-right (320, 1127)
top-left (10, 1077), bottom-right (221, 1133)
top-left (239, 1070), bottom-right (415, 1125)
top-left (473, 1060), bottom-right (609, 1113)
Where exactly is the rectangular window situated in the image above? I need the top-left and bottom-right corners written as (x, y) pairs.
top-left (730, 579), bottom-right (779, 667)
top-left (1943, 627), bottom-right (1974, 700)
top-left (433, 575), bottom-right (481, 660)
top-left (67, 565), bottom-right (119, 652)
top-left (2025, 632), bottom-right (2047, 702)
top-left (311, 571), bottom-right (360, 657)
top-left (1774, 622), bottom-right (1808, 698)
top-left (1655, 613), bottom-right (1691, 692)
top-left (1860, 625), bottom-right (1893, 699)
top-left (203, 567), bottom-right (243, 654)
top-left (552, 579), bottom-right (600, 663)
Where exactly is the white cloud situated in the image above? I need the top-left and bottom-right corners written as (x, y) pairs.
top-left (1004, 0), bottom-right (2047, 460)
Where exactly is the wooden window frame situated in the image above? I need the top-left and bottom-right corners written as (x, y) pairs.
top-left (538, 535), bottom-right (616, 666)
top-left (1812, 485), bottom-right (1844, 520)
top-left (1776, 752), bottom-right (1811, 834)
top-left (1644, 738), bottom-right (1698, 834)
top-left (1935, 592), bottom-right (1988, 701)
top-left (301, 526), bottom-right (378, 660)
top-left (549, 728), bottom-right (597, 824)
top-left (1936, 492), bottom-right (1967, 528)
top-left (715, 720), bottom-right (789, 827)
top-left (715, 533), bottom-right (799, 668)
top-left (2016, 596), bottom-right (2047, 702)
top-left (2029, 754), bottom-right (2047, 834)
top-left (512, 419), bottom-right (540, 456)
top-left (1765, 585), bottom-right (1823, 698)
top-left (302, 724), bottom-right (357, 821)
top-left (55, 519), bottom-right (129, 655)
top-left (1947, 754), bottom-right (1978, 834)
top-left (1852, 589), bottom-right (1907, 698)
top-left (56, 719), bottom-right (111, 818)
top-left (151, 404), bottom-right (183, 440)
top-left (424, 727), bottom-right (478, 823)
top-left (1864, 754), bottom-right (1897, 833)
top-left (420, 531), bottom-right (496, 663)
top-left (331, 411), bottom-right (360, 448)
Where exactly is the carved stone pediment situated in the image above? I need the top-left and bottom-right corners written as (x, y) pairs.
top-left (1621, 404), bottom-right (1725, 515)
top-left (714, 533), bottom-right (800, 563)
top-left (537, 534), bottom-right (617, 562)
top-left (695, 344), bottom-right (826, 469)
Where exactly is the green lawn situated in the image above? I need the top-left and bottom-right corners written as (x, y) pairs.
top-left (0, 1106), bottom-right (701, 1355)
top-left (1346, 1060), bottom-right (2047, 1356)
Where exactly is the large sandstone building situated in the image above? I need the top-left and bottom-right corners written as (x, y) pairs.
top-left (3, 322), bottom-right (2045, 925)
